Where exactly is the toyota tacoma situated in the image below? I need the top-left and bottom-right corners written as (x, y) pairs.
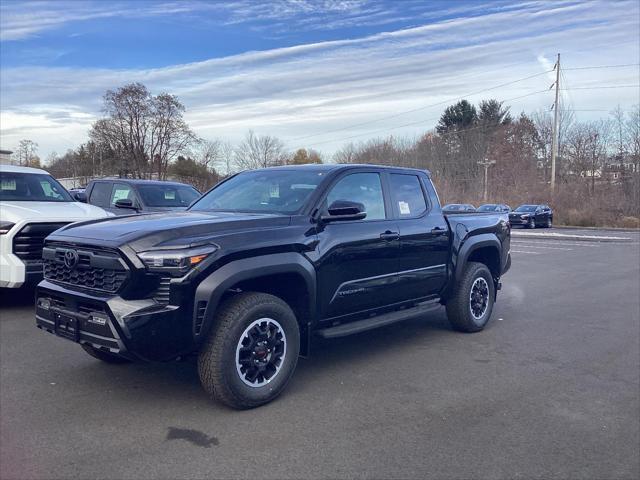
top-left (35, 164), bottom-right (511, 408)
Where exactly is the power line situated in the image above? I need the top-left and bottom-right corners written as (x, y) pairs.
top-left (306, 89), bottom-right (550, 148)
top-left (561, 84), bottom-right (640, 90)
top-left (291, 69), bottom-right (553, 142)
top-left (563, 63), bottom-right (640, 71)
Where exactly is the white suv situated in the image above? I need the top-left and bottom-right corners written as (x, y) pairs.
top-left (0, 165), bottom-right (110, 288)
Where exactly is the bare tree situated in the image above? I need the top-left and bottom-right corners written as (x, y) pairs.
top-left (89, 83), bottom-right (195, 179)
top-left (333, 143), bottom-right (357, 163)
top-left (234, 131), bottom-right (287, 170)
top-left (16, 139), bottom-right (38, 166)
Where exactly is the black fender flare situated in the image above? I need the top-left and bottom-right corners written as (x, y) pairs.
top-left (444, 233), bottom-right (502, 301)
top-left (192, 252), bottom-right (316, 344)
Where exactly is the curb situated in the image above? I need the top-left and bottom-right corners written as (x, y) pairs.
top-left (553, 225), bottom-right (640, 233)
top-left (511, 231), bottom-right (633, 243)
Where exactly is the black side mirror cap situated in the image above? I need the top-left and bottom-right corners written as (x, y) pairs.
top-left (321, 200), bottom-right (367, 222)
top-left (74, 192), bottom-right (87, 203)
top-left (114, 198), bottom-right (137, 210)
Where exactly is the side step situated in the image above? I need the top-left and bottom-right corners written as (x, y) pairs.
top-left (316, 301), bottom-right (441, 339)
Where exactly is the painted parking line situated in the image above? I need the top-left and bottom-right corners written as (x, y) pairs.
top-left (512, 240), bottom-right (601, 247)
top-left (510, 244), bottom-right (573, 251)
top-left (510, 249), bottom-right (542, 254)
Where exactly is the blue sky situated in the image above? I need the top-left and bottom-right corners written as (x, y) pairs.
top-left (1, 0), bottom-right (638, 160)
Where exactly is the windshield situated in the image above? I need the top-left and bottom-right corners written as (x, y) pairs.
top-left (515, 205), bottom-right (537, 212)
top-left (137, 184), bottom-right (200, 207)
top-left (478, 204), bottom-right (498, 212)
top-left (0, 172), bottom-right (73, 202)
top-left (190, 169), bottom-right (326, 214)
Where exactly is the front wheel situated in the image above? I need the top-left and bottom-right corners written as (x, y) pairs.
top-left (528, 218), bottom-right (536, 229)
top-left (445, 262), bottom-right (495, 332)
top-left (198, 292), bottom-right (300, 409)
top-left (546, 216), bottom-right (552, 228)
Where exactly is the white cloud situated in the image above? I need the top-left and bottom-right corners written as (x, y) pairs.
top-left (1, 0), bottom-right (638, 159)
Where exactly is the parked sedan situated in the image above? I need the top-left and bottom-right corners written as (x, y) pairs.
top-left (442, 203), bottom-right (476, 213)
top-left (509, 204), bottom-right (553, 228)
top-left (477, 203), bottom-right (511, 213)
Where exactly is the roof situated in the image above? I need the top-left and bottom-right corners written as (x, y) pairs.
top-left (0, 150), bottom-right (13, 155)
top-left (248, 163), bottom-right (431, 175)
top-left (90, 178), bottom-right (195, 187)
top-left (0, 164), bottom-right (49, 175)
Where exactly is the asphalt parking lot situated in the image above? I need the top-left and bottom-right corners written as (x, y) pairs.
top-left (1, 229), bottom-right (639, 480)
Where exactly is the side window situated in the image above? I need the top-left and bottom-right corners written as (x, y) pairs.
top-left (89, 182), bottom-right (112, 207)
top-left (110, 183), bottom-right (134, 207)
top-left (389, 174), bottom-right (427, 218)
top-left (326, 173), bottom-right (385, 220)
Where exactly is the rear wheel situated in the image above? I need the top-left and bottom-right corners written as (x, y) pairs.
top-left (446, 262), bottom-right (495, 333)
top-left (81, 344), bottom-right (131, 364)
top-left (198, 292), bottom-right (300, 409)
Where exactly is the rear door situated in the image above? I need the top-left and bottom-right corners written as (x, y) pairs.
top-left (390, 173), bottom-right (450, 301)
top-left (87, 181), bottom-right (113, 211)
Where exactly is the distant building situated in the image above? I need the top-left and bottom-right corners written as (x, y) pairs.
top-left (0, 149), bottom-right (13, 164)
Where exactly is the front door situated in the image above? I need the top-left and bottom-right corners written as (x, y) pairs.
top-left (314, 171), bottom-right (401, 320)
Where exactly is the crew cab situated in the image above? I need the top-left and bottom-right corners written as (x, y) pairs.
top-left (0, 165), bottom-right (110, 288)
top-left (77, 179), bottom-right (200, 215)
top-left (35, 165), bottom-right (511, 408)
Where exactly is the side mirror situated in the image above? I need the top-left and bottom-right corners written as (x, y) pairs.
top-left (321, 200), bottom-right (367, 222)
top-left (115, 198), bottom-right (137, 210)
top-left (74, 192), bottom-right (87, 203)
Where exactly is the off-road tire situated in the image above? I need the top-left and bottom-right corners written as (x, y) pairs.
top-left (198, 292), bottom-right (300, 409)
top-left (81, 344), bottom-right (131, 364)
top-left (445, 262), bottom-right (495, 333)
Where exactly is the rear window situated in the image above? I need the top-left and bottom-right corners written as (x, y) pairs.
top-left (137, 184), bottom-right (200, 207)
top-left (389, 174), bottom-right (427, 217)
top-left (0, 172), bottom-right (72, 202)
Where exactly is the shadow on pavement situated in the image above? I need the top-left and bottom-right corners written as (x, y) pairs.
top-left (0, 286), bottom-right (36, 309)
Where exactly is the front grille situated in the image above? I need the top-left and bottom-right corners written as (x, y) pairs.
top-left (42, 244), bottom-right (128, 293)
top-left (12, 223), bottom-right (68, 262)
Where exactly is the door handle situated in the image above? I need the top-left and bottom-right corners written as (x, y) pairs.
top-left (430, 226), bottom-right (447, 235)
top-left (380, 231), bottom-right (400, 241)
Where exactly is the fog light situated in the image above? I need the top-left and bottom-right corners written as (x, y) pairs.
top-left (38, 298), bottom-right (51, 310)
top-left (88, 312), bottom-right (108, 326)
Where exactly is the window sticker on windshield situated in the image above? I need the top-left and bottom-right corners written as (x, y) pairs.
top-left (112, 189), bottom-right (130, 202)
top-left (399, 201), bottom-right (410, 215)
top-left (164, 191), bottom-right (176, 200)
top-left (269, 184), bottom-right (279, 198)
top-left (1, 179), bottom-right (16, 191)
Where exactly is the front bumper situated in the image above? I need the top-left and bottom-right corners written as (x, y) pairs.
top-left (35, 280), bottom-right (196, 361)
top-left (0, 253), bottom-right (42, 288)
top-left (508, 216), bottom-right (529, 226)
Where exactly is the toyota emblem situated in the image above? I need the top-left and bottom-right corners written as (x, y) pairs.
top-left (63, 249), bottom-right (79, 269)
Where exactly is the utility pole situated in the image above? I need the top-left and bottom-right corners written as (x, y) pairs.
top-left (478, 158), bottom-right (496, 202)
top-left (550, 53), bottom-right (560, 195)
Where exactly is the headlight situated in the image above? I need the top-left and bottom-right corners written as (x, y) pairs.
top-left (138, 244), bottom-right (218, 276)
top-left (0, 221), bottom-right (15, 235)
top-left (520, 214), bottom-right (530, 219)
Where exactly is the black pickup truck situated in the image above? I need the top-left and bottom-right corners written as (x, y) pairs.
top-left (35, 164), bottom-right (511, 409)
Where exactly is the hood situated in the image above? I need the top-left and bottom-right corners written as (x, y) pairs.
top-left (48, 211), bottom-right (291, 252)
top-left (0, 201), bottom-right (110, 224)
